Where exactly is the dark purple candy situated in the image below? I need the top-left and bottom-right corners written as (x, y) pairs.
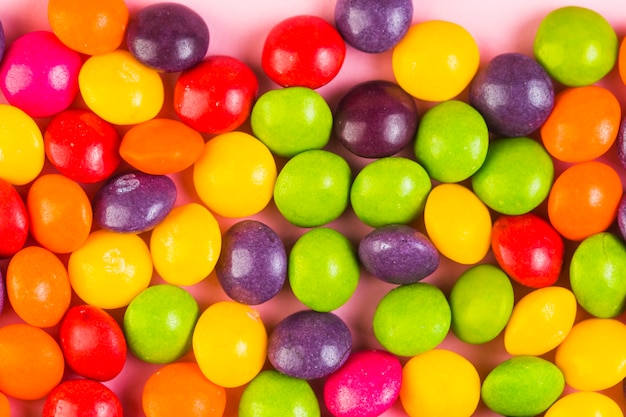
top-left (359, 224), bottom-right (439, 284)
top-left (334, 80), bottom-right (418, 158)
top-left (268, 310), bottom-right (352, 380)
top-left (0, 21), bottom-right (5, 63)
top-left (334, 0), bottom-right (413, 53)
top-left (93, 171), bottom-right (177, 233)
top-left (469, 52), bottom-right (554, 137)
top-left (617, 117), bottom-right (626, 169)
top-left (216, 220), bottom-right (287, 305)
top-left (126, 2), bottom-right (209, 72)
top-left (618, 195), bottom-right (626, 242)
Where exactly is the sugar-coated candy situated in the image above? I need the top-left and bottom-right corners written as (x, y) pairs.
top-left (469, 52), bottom-right (554, 137)
top-left (472, 136), bottom-right (554, 215)
top-left (289, 227), bottom-right (359, 312)
top-left (545, 391), bottom-right (624, 417)
top-left (449, 264), bottom-right (514, 345)
top-left (358, 224), bottom-right (439, 285)
top-left (0, 178), bottom-right (28, 258)
top-left (481, 355), bottom-right (564, 417)
top-left (42, 379), bottom-right (123, 417)
top-left (324, 350), bottom-right (402, 417)
top-left (193, 131), bottom-right (276, 218)
top-left (192, 301), bottom-right (267, 388)
top-left (174, 55), bottom-right (258, 134)
top-left (534, 6), bottom-right (618, 87)
top-left (59, 304), bottom-right (127, 381)
top-left (126, 2), bottom-right (209, 72)
top-left (68, 230), bottom-right (153, 309)
top-left (216, 220), bottom-right (287, 305)
top-left (93, 171), bottom-right (177, 234)
top-left (274, 149), bottom-right (351, 227)
top-left (142, 362), bottom-right (226, 417)
top-left (373, 282), bottom-right (450, 356)
top-left (251, 86), bottom-right (333, 158)
top-left (268, 310), bottom-right (352, 379)
top-left (124, 284), bottom-right (199, 364)
top-left (350, 157), bottom-right (431, 227)
top-left (240, 369), bottom-right (320, 417)
top-left (619, 195), bottom-right (626, 241)
top-left (392, 20), bottom-right (479, 102)
top-left (262, 15), bottom-right (346, 89)
top-left (0, 104), bottom-right (44, 186)
top-left (0, 31), bottom-right (81, 118)
top-left (150, 203), bottom-right (221, 286)
top-left (400, 349), bottom-right (480, 417)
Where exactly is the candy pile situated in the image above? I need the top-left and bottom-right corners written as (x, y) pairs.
top-left (1, 0), bottom-right (626, 416)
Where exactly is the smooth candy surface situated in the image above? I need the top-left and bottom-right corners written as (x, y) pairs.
top-left (545, 391), bottom-right (624, 417)
top-left (0, 178), bottom-right (28, 258)
top-left (0, 104), bottom-right (44, 186)
top-left (42, 379), bottom-right (123, 417)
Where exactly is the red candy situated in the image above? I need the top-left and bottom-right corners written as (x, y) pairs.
top-left (0, 178), bottom-right (28, 258)
top-left (42, 379), bottom-right (123, 417)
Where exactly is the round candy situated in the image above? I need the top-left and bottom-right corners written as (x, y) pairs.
top-left (93, 171), bottom-right (177, 234)
top-left (193, 131), bottom-right (276, 218)
top-left (262, 15), bottom-right (346, 89)
top-left (274, 149), bottom-right (351, 227)
top-left (469, 52), bottom-right (554, 137)
top-left (358, 224), bottom-right (439, 285)
top-left (126, 2), bottom-right (209, 72)
top-left (250, 86), bottom-right (333, 158)
top-left (174, 55), bottom-right (258, 134)
top-left (414, 99), bottom-right (489, 183)
top-left (268, 310), bottom-right (352, 379)
top-left (373, 282), bottom-right (450, 356)
top-left (289, 227), bottom-right (360, 312)
top-left (392, 20), bottom-right (480, 101)
top-left (618, 194), bottom-right (626, 241)
top-left (216, 220), bottom-right (287, 305)
top-left (350, 157), bottom-right (431, 227)
top-left (124, 284), bottom-right (199, 364)
top-left (533, 6), bottom-right (618, 86)
top-left (545, 391), bottom-right (624, 417)
top-left (193, 301), bottom-right (267, 388)
top-left (240, 370), bottom-right (320, 417)
top-left (0, 178), bottom-right (28, 258)
top-left (0, 104), bottom-right (44, 186)
top-left (0, 31), bottom-right (81, 118)
top-left (334, 0), bottom-right (413, 53)
top-left (0, 393), bottom-right (8, 417)
top-left (42, 379), bottom-right (123, 417)
top-left (618, 117), bottom-right (626, 169)
top-left (79, 49), bottom-right (164, 125)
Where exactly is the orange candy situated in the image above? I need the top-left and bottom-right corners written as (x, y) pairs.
top-left (0, 392), bottom-right (9, 417)
top-left (619, 36), bottom-right (626, 85)
top-left (540, 86), bottom-right (620, 163)
top-left (548, 161), bottom-right (623, 241)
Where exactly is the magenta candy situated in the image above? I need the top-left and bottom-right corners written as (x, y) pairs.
top-left (0, 31), bottom-right (82, 118)
top-left (0, 21), bottom-right (5, 62)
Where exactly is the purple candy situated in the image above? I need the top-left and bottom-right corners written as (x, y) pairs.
top-left (216, 220), bottom-right (287, 305)
top-left (617, 117), bottom-right (626, 169)
top-left (0, 21), bottom-right (5, 63)
top-left (334, 80), bottom-right (418, 158)
top-left (93, 171), bottom-right (177, 233)
top-left (126, 2), bottom-right (209, 72)
top-left (335, 0), bottom-right (413, 53)
top-left (618, 195), bottom-right (626, 242)
top-left (469, 52), bottom-right (554, 137)
top-left (268, 310), bottom-right (352, 380)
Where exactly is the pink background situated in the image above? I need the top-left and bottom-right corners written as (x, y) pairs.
top-left (1, 0), bottom-right (626, 416)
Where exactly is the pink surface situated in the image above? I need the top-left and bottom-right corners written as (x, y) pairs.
top-left (1, 0), bottom-right (626, 416)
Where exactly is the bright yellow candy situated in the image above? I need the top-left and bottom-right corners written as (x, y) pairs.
top-left (78, 50), bottom-right (164, 125)
top-left (150, 203), bottom-right (222, 286)
top-left (192, 301), bottom-right (267, 388)
top-left (555, 318), bottom-right (626, 391)
top-left (68, 230), bottom-right (153, 309)
top-left (392, 20), bottom-right (480, 102)
top-left (0, 104), bottom-right (44, 185)
top-left (504, 286), bottom-right (577, 356)
top-left (400, 349), bottom-right (480, 417)
top-left (545, 391), bottom-right (624, 417)
top-left (193, 131), bottom-right (277, 218)
top-left (424, 183), bottom-right (491, 264)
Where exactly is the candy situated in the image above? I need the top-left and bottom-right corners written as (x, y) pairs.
top-left (0, 21), bottom-right (4, 62)
top-left (545, 391), bottom-right (624, 417)
top-left (350, 157), bottom-right (431, 227)
top-left (0, 104), bottom-right (44, 186)
top-left (0, 393), bottom-right (8, 417)
top-left (358, 224), bottom-right (439, 285)
top-left (0, 178), bottom-right (28, 258)
top-left (333, 80), bottom-right (418, 158)
top-left (267, 310), bottom-right (352, 379)
top-left (288, 227), bottom-right (359, 312)
top-left (619, 195), bottom-right (626, 241)
top-left (42, 379), bottom-right (123, 417)
top-left (373, 282), bottom-right (450, 356)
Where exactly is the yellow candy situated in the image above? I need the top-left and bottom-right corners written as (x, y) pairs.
top-left (392, 20), bottom-right (480, 102)
top-left (68, 230), bottom-right (153, 309)
top-left (555, 318), bottom-right (626, 391)
top-left (545, 391), bottom-right (624, 417)
top-left (78, 50), bottom-right (164, 125)
top-left (150, 203), bottom-right (222, 286)
top-left (424, 183), bottom-right (491, 264)
top-left (0, 104), bottom-right (44, 185)
top-left (504, 286), bottom-right (577, 356)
